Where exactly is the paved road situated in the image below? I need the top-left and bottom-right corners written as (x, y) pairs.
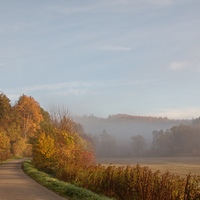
top-left (0, 159), bottom-right (67, 200)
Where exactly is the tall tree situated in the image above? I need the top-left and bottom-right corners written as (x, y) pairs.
top-left (0, 130), bottom-right (11, 161)
top-left (0, 92), bottom-right (11, 126)
top-left (130, 134), bottom-right (146, 156)
top-left (95, 129), bottom-right (116, 157)
top-left (152, 129), bottom-right (171, 156)
top-left (13, 95), bottom-right (43, 139)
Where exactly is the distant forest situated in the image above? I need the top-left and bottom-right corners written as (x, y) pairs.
top-left (74, 114), bottom-right (200, 157)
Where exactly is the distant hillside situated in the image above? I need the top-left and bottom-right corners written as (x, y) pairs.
top-left (107, 113), bottom-right (189, 122)
top-left (74, 114), bottom-right (190, 140)
top-left (73, 114), bottom-right (191, 157)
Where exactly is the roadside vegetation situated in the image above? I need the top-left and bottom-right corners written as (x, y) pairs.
top-left (1, 91), bottom-right (200, 199)
top-left (23, 160), bottom-right (113, 200)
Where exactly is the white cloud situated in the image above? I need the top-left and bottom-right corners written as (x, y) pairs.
top-left (169, 61), bottom-right (189, 71)
top-left (100, 0), bottom-right (176, 10)
top-left (193, 60), bottom-right (200, 72)
top-left (169, 60), bottom-right (200, 72)
top-left (3, 78), bottom-right (159, 95)
top-left (50, 0), bottom-right (175, 16)
top-left (101, 46), bottom-right (132, 52)
top-left (53, 88), bottom-right (87, 96)
top-left (3, 78), bottom-right (166, 100)
top-left (50, 5), bottom-right (98, 15)
top-left (152, 107), bottom-right (200, 119)
top-left (146, 0), bottom-right (173, 6)
top-left (5, 82), bottom-right (82, 93)
top-left (102, 0), bottom-right (173, 6)
top-left (3, 81), bottom-right (104, 98)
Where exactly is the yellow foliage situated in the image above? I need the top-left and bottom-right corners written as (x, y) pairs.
top-left (12, 138), bottom-right (32, 157)
top-left (34, 132), bottom-right (55, 158)
top-left (0, 131), bottom-right (10, 150)
top-left (32, 132), bottom-right (57, 172)
top-left (14, 95), bottom-right (43, 138)
top-left (0, 131), bottom-right (11, 161)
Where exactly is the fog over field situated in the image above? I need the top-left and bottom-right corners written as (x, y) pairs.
top-left (74, 114), bottom-right (192, 157)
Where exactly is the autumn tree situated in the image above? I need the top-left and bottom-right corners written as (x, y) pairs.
top-left (32, 106), bottom-right (95, 176)
top-left (33, 128), bottom-right (92, 174)
top-left (13, 95), bottom-right (43, 139)
top-left (0, 92), bottom-right (11, 127)
top-left (7, 95), bottom-right (44, 157)
top-left (49, 105), bottom-right (77, 134)
top-left (32, 132), bottom-right (56, 173)
top-left (0, 130), bottom-right (11, 161)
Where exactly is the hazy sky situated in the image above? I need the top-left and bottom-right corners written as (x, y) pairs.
top-left (1, 0), bottom-right (200, 119)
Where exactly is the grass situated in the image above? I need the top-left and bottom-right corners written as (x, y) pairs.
top-left (22, 160), bottom-right (114, 200)
top-left (97, 156), bottom-right (200, 177)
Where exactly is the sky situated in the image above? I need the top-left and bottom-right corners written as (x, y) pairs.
top-left (0, 0), bottom-right (200, 119)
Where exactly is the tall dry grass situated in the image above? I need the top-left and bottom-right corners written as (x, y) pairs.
top-left (59, 163), bottom-right (200, 200)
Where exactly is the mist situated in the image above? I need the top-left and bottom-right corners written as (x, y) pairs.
top-left (73, 114), bottom-right (195, 158)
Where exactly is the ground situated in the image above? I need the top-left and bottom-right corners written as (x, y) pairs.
top-left (97, 157), bottom-right (200, 177)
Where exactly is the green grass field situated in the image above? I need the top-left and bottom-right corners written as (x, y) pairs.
top-left (97, 157), bottom-right (200, 177)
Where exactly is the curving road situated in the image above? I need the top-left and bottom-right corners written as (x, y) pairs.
top-left (0, 159), bottom-right (67, 200)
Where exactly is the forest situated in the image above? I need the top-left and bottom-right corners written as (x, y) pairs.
top-left (1, 92), bottom-right (200, 199)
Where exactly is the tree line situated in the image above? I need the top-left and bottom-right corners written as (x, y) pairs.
top-left (0, 92), bottom-right (94, 169)
top-left (90, 120), bottom-right (200, 158)
top-left (151, 121), bottom-right (200, 156)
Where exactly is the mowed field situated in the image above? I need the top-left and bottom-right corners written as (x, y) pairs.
top-left (97, 157), bottom-right (200, 177)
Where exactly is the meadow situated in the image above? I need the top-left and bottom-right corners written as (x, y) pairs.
top-left (97, 157), bottom-right (200, 177)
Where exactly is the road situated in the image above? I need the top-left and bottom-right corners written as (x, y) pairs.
top-left (0, 159), bottom-right (67, 200)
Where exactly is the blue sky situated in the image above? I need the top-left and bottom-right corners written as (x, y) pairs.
top-left (1, 0), bottom-right (200, 119)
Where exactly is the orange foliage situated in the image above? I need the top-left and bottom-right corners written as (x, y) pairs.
top-left (0, 131), bottom-right (11, 161)
top-left (33, 121), bottom-right (95, 175)
top-left (14, 95), bottom-right (43, 138)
